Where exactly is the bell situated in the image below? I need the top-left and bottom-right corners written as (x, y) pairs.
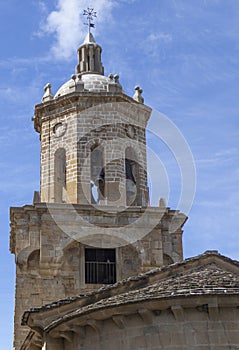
top-left (95, 168), bottom-right (105, 185)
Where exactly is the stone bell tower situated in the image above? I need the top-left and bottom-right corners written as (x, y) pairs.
top-left (37, 31), bottom-right (149, 207)
top-left (10, 31), bottom-right (187, 350)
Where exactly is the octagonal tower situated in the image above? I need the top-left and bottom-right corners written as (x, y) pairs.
top-left (35, 32), bottom-right (150, 207)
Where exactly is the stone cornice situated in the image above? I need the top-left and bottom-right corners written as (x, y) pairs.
top-left (33, 92), bottom-right (152, 133)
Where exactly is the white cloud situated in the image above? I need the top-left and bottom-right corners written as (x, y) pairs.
top-left (40, 0), bottom-right (115, 60)
top-left (38, 0), bottom-right (48, 15)
top-left (147, 33), bottom-right (172, 43)
top-left (196, 147), bottom-right (239, 167)
top-left (140, 32), bottom-right (172, 59)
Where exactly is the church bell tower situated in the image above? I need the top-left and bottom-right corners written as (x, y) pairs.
top-left (37, 31), bottom-right (149, 207)
top-left (10, 29), bottom-right (187, 350)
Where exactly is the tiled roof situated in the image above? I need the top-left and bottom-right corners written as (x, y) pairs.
top-left (22, 251), bottom-right (239, 326)
top-left (91, 264), bottom-right (239, 306)
top-left (47, 263), bottom-right (239, 321)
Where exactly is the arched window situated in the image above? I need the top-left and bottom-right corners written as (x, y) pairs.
top-left (125, 147), bottom-right (139, 206)
top-left (90, 145), bottom-right (104, 204)
top-left (54, 148), bottom-right (66, 202)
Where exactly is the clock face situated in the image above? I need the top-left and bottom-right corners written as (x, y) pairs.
top-left (53, 122), bottom-right (67, 137)
top-left (126, 125), bottom-right (135, 139)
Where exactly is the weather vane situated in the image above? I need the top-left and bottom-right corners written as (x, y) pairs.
top-left (83, 7), bottom-right (97, 33)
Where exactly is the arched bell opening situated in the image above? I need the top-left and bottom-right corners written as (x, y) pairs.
top-left (125, 147), bottom-right (140, 206)
top-left (90, 144), bottom-right (105, 204)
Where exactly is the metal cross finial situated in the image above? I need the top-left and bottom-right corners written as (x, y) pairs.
top-left (83, 8), bottom-right (97, 33)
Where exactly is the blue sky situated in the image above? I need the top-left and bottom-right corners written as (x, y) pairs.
top-left (1, 0), bottom-right (239, 348)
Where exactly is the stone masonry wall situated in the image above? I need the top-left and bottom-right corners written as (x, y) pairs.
top-left (63, 305), bottom-right (239, 350)
top-left (35, 94), bottom-right (151, 206)
top-left (10, 203), bottom-right (186, 349)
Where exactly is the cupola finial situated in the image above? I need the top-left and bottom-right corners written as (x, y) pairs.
top-left (76, 9), bottom-right (104, 76)
top-left (83, 7), bottom-right (97, 34)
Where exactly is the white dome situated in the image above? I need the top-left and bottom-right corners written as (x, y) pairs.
top-left (55, 74), bottom-right (112, 97)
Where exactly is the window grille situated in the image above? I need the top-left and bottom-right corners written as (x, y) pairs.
top-left (85, 248), bottom-right (116, 284)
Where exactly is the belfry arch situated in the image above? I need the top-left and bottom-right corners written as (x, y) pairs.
top-left (90, 144), bottom-right (105, 204)
top-left (125, 146), bottom-right (138, 206)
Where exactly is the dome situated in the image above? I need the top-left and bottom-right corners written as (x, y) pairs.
top-left (55, 74), bottom-right (113, 97)
top-left (53, 33), bottom-right (124, 99)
